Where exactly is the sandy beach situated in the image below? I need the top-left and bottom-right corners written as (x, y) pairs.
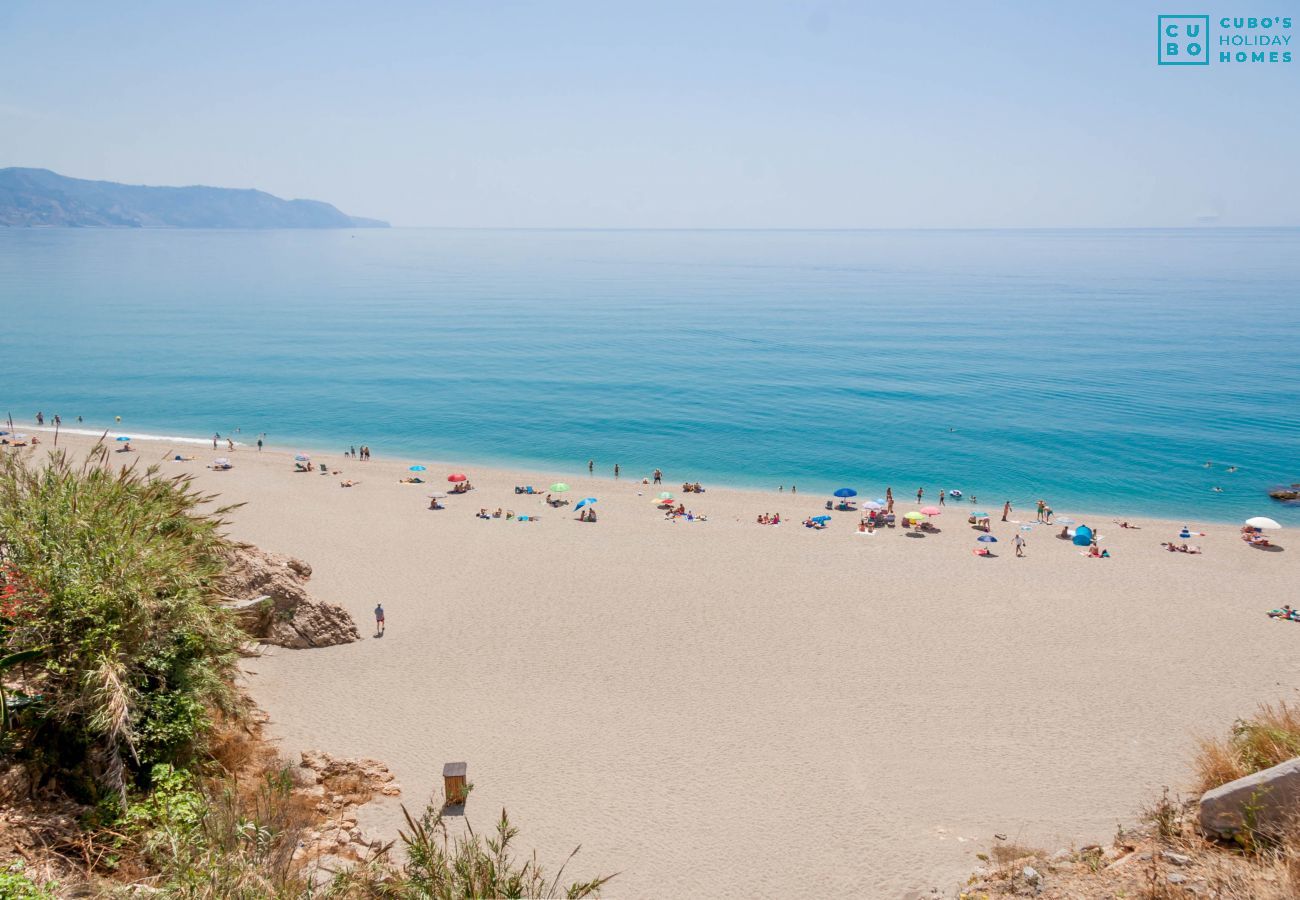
top-left (11, 428), bottom-right (1298, 897)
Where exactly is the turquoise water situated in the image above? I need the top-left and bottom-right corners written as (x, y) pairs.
top-left (1, 227), bottom-right (1297, 523)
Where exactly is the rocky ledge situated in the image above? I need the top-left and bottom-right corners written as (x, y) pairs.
top-left (219, 545), bottom-right (361, 649)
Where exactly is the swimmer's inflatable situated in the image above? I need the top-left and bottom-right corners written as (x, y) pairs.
top-left (949, 490), bottom-right (962, 499)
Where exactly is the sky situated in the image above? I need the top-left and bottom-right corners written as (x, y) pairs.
top-left (1, 1), bottom-right (1297, 228)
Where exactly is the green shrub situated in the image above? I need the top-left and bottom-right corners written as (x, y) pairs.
top-left (0, 445), bottom-right (246, 801)
top-left (0, 862), bottom-right (57, 899)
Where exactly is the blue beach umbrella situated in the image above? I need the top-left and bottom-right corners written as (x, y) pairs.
top-left (977, 534), bottom-right (998, 543)
top-left (409, 465), bottom-right (427, 472)
top-left (575, 497), bottom-right (598, 510)
top-left (294, 453), bottom-right (310, 462)
top-left (116, 435), bottom-right (132, 442)
top-left (970, 511), bottom-right (988, 518)
top-left (812, 515), bottom-right (832, 523)
top-left (833, 488), bottom-right (857, 498)
top-left (1072, 525), bottom-right (1093, 546)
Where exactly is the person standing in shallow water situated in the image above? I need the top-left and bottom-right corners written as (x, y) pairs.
top-left (374, 603), bottom-right (385, 637)
top-left (588, 459), bottom-right (594, 474)
top-left (614, 463), bottom-right (619, 478)
top-left (653, 468), bottom-right (662, 484)
top-left (939, 491), bottom-right (946, 507)
top-left (916, 487), bottom-right (923, 503)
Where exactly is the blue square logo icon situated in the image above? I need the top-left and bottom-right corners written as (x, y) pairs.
top-left (1159, 15), bottom-right (1211, 65)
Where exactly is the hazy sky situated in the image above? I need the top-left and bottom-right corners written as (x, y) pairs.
top-left (2, 1), bottom-right (1297, 227)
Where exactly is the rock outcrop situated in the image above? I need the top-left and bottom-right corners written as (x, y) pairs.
top-left (1199, 756), bottom-right (1300, 839)
top-left (219, 545), bottom-right (360, 649)
top-left (291, 750), bottom-right (402, 865)
top-left (1268, 484), bottom-right (1300, 502)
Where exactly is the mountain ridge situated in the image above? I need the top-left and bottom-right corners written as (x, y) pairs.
top-left (0, 168), bottom-right (388, 228)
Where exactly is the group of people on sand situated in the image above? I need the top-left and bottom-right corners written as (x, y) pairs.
top-left (578, 507), bottom-right (597, 522)
top-left (477, 507), bottom-right (528, 520)
top-left (346, 446), bottom-right (372, 460)
top-left (1242, 526), bottom-right (1272, 548)
top-left (1161, 541), bottom-right (1202, 554)
top-left (1035, 500), bottom-right (1055, 523)
top-left (665, 505), bottom-right (704, 521)
top-left (756, 512), bottom-right (781, 525)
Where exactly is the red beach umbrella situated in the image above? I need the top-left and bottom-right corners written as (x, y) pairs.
top-left (447, 473), bottom-right (467, 483)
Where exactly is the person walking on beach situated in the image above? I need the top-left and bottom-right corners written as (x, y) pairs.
top-left (1002, 501), bottom-right (1011, 522)
top-left (227, 438), bottom-right (234, 451)
top-left (1013, 533), bottom-right (1026, 557)
top-left (939, 491), bottom-right (946, 507)
top-left (653, 468), bottom-right (662, 484)
top-left (212, 433), bottom-right (219, 449)
top-left (374, 603), bottom-right (385, 637)
top-left (257, 437), bottom-right (263, 452)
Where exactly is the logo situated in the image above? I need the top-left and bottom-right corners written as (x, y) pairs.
top-left (1158, 14), bottom-right (1293, 65)
top-left (1159, 15), bottom-right (1210, 64)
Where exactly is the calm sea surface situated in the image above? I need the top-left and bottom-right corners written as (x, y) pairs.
top-left (1, 227), bottom-right (1297, 523)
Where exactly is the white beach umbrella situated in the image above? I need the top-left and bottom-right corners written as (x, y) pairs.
top-left (1245, 516), bottom-right (1282, 530)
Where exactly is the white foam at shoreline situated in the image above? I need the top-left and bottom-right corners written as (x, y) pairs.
top-left (19, 424), bottom-right (241, 448)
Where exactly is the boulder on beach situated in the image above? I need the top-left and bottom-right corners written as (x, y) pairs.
top-left (219, 545), bottom-right (361, 648)
top-left (1199, 756), bottom-right (1300, 839)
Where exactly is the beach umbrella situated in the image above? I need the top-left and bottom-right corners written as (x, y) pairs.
top-left (977, 534), bottom-right (998, 543)
top-left (115, 436), bottom-right (132, 442)
top-left (833, 488), bottom-right (857, 498)
top-left (575, 497), bottom-right (598, 510)
top-left (214, 457), bottom-right (230, 466)
top-left (812, 515), bottom-right (831, 523)
top-left (1246, 516), bottom-right (1282, 530)
top-left (920, 505), bottom-right (941, 516)
top-left (550, 482), bottom-right (570, 492)
top-left (657, 491), bottom-right (673, 500)
top-left (294, 453), bottom-right (310, 462)
top-left (861, 501), bottom-right (883, 511)
top-left (904, 511), bottom-right (925, 521)
top-left (409, 465), bottom-right (427, 472)
top-left (447, 473), bottom-right (467, 483)
top-left (1072, 525), bottom-right (1094, 547)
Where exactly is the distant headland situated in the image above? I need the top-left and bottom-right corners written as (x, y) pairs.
top-left (0, 167), bottom-right (388, 228)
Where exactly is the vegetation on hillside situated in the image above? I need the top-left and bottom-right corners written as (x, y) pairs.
top-left (0, 445), bottom-right (612, 897)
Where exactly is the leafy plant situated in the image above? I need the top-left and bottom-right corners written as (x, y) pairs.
top-left (0, 444), bottom-right (246, 800)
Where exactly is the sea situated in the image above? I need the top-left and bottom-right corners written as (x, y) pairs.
top-left (1, 226), bottom-right (1297, 524)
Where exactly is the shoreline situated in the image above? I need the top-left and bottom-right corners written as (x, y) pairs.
top-left (8, 426), bottom-right (1298, 896)
top-left (10, 420), bottom-right (1282, 531)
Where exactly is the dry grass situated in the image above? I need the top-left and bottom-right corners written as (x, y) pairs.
top-left (988, 841), bottom-right (1044, 868)
top-left (1194, 700), bottom-right (1300, 793)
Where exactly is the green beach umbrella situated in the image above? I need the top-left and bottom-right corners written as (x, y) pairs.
top-left (657, 491), bottom-right (673, 500)
top-left (550, 482), bottom-right (570, 492)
